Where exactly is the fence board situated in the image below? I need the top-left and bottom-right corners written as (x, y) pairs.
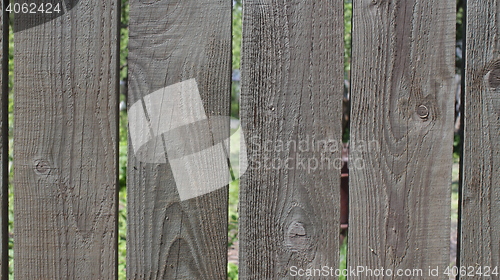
top-left (0, 2), bottom-right (7, 279)
top-left (239, 1), bottom-right (344, 278)
top-left (127, 0), bottom-right (231, 278)
top-left (459, 0), bottom-right (500, 272)
top-left (13, 1), bottom-right (119, 279)
top-left (348, 1), bottom-right (455, 278)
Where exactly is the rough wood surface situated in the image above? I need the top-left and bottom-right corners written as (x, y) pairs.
top-left (13, 1), bottom-right (119, 279)
top-left (459, 0), bottom-right (500, 272)
top-left (239, 1), bottom-right (343, 278)
top-left (348, 1), bottom-right (455, 278)
top-left (0, 2), bottom-right (7, 279)
top-left (127, 0), bottom-right (231, 278)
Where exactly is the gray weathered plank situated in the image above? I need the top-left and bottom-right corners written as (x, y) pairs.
top-left (127, 0), bottom-right (231, 278)
top-left (239, 1), bottom-right (344, 278)
top-left (0, 2), bottom-right (7, 279)
top-left (13, 1), bottom-right (119, 279)
top-left (459, 0), bottom-right (500, 272)
top-left (348, 1), bottom-right (455, 278)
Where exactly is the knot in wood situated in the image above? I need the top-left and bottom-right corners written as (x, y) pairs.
top-left (417, 105), bottom-right (429, 119)
top-left (371, 0), bottom-right (388, 6)
top-left (487, 67), bottom-right (500, 89)
top-left (34, 159), bottom-right (50, 175)
top-left (286, 221), bottom-right (310, 251)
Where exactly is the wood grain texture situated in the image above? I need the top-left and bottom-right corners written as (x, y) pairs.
top-left (14, 1), bottom-right (119, 279)
top-left (459, 0), bottom-right (500, 272)
top-left (239, 1), bottom-right (343, 278)
top-left (127, 0), bottom-right (231, 279)
top-left (348, 1), bottom-right (455, 278)
top-left (0, 2), bottom-right (7, 279)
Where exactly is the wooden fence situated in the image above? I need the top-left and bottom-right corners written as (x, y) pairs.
top-left (0, 0), bottom-right (497, 279)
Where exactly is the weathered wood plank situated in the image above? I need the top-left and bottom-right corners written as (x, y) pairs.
top-left (0, 2), bottom-right (8, 279)
top-left (459, 0), bottom-right (500, 272)
top-left (14, 1), bottom-right (119, 279)
top-left (348, 1), bottom-right (455, 278)
top-left (239, 1), bottom-right (343, 278)
top-left (127, 0), bottom-right (231, 278)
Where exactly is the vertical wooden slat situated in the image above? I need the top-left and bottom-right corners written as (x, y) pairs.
top-left (0, 1), bottom-right (7, 279)
top-left (239, 1), bottom-right (343, 278)
top-left (127, 0), bottom-right (231, 279)
top-left (14, 1), bottom-right (119, 279)
top-left (348, 0), bottom-right (455, 278)
top-left (459, 0), bottom-right (500, 271)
